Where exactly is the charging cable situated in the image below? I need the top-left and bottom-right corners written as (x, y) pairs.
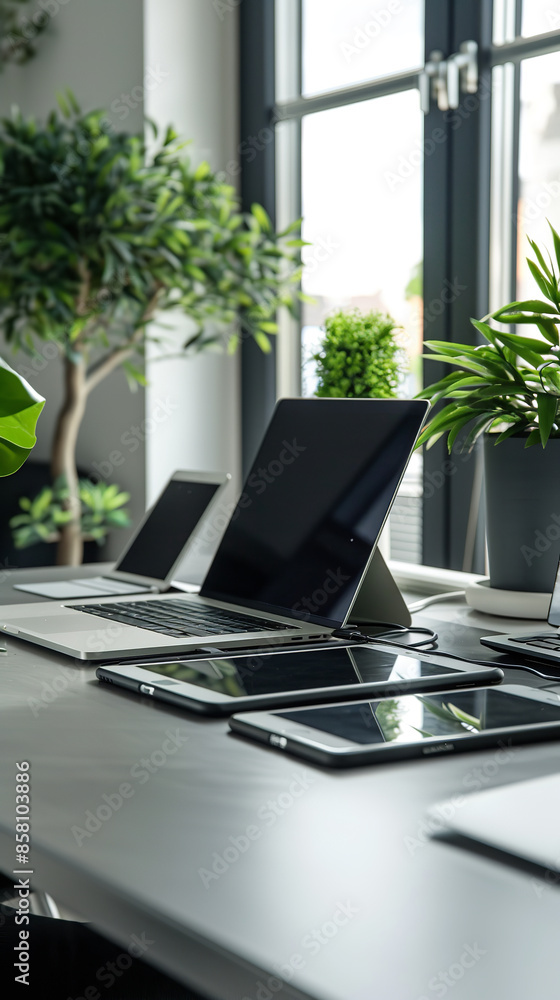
top-left (332, 622), bottom-right (439, 650)
top-left (334, 622), bottom-right (560, 679)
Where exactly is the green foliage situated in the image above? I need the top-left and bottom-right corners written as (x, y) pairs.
top-left (405, 261), bottom-right (422, 301)
top-left (0, 95), bottom-right (302, 365)
top-left (0, 356), bottom-right (43, 475)
top-left (417, 224), bottom-right (560, 452)
top-left (311, 309), bottom-right (405, 399)
top-left (415, 697), bottom-right (482, 737)
top-left (10, 476), bottom-right (130, 549)
top-left (0, 0), bottom-right (49, 69)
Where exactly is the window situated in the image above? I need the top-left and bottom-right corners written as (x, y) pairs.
top-left (241, 0), bottom-right (560, 572)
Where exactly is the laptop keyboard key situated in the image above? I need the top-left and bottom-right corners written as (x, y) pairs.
top-left (69, 598), bottom-right (297, 638)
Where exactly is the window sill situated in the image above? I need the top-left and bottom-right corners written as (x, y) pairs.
top-left (389, 560), bottom-right (484, 596)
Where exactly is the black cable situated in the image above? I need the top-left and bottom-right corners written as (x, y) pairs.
top-left (332, 621), bottom-right (560, 679)
top-left (332, 622), bottom-right (439, 650)
top-left (397, 644), bottom-right (560, 681)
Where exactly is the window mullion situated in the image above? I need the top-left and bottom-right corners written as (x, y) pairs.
top-left (422, 0), bottom-right (490, 573)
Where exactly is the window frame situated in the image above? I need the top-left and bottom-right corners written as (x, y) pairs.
top-left (239, 0), bottom-right (560, 570)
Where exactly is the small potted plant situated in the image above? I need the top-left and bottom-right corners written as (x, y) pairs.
top-left (417, 223), bottom-right (560, 594)
top-left (311, 308), bottom-right (405, 398)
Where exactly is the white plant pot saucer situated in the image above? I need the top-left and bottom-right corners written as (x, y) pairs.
top-left (465, 578), bottom-right (551, 619)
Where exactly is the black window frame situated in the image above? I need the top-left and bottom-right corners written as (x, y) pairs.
top-left (239, 0), bottom-right (560, 571)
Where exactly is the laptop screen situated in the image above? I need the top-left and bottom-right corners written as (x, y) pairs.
top-left (116, 478), bottom-right (221, 581)
top-left (201, 398), bottom-right (428, 628)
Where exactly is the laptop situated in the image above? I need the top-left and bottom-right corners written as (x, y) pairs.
top-left (481, 555), bottom-right (560, 666)
top-left (429, 771), bottom-right (560, 876)
top-left (12, 470), bottom-right (228, 600)
top-left (0, 398), bottom-right (429, 661)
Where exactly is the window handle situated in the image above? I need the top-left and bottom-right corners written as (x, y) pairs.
top-left (419, 41), bottom-right (478, 114)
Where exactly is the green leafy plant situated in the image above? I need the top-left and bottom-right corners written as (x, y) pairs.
top-left (10, 476), bottom-right (130, 550)
top-left (0, 93), bottom-right (303, 563)
top-left (311, 308), bottom-right (405, 399)
top-left (0, 356), bottom-right (44, 475)
top-left (417, 224), bottom-right (560, 452)
top-left (0, 0), bottom-right (50, 70)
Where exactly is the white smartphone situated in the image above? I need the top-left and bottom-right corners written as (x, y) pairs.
top-left (228, 684), bottom-right (560, 766)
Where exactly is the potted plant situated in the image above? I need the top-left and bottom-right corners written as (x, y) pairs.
top-left (0, 94), bottom-right (303, 565)
top-left (417, 224), bottom-right (560, 593)
top-left (311, 308), bottom-right (405, 398)
top-left (0, 356), bottom-right (44, 476)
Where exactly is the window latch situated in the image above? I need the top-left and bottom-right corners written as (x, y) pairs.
top-left (419, 41), bottom-right (478, 114)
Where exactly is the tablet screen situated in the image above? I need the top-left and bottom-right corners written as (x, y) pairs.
top-left (129, 647), bottom-right (458, 698)
top-left (277, 689), bottom-right (560, 745)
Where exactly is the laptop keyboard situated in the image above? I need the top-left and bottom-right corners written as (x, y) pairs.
top-left (70, 598), bottom-right (296, 637)
top-left (509, 634), bottom-right (560, 652)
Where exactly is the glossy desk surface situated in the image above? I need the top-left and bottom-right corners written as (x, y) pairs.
top-left (1, 566), bottom-right (560, 999)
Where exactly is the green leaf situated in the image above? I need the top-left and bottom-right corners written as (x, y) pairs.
top-left (251, 203), bottom-right (271, 232)
top-left (527, 259), bottom-right (555, 302)
top-left (254, 332), bottom-right (272, 353)
top-left (537, 394), bottom-right (557, 447)
top-left (470, 318), bottom-right (499, 344)
top-left (56, 91), bottom-right (71, 118)
top-left (492, 299), bottom-right (559, 318)
top-left (496, 331), bottom-right (551, 367)
top-left (0, 359), bottom-right (44, 476)
top-left (525, 428), bottom-right (542, 448)
top-left (446, 703), bottom-right (481, 731)
top-left (122, 362), bottom-right (148, 387)
top-left (528, 237), bottom-right (554, 282)
top-left (548, 221), bottom-right (560, 276)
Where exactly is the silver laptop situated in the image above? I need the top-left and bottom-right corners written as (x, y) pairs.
top-left (11, 470), bottom-right (228, 600)
top-left (481, 555), bottom-right (560, 666)
top-left (0, 398), bottom-right (429, 661)
top-left (429, 770), bottom-right (560, 874)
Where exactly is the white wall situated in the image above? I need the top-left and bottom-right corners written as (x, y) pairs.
top-left (143, 0), bottom-right (241, 582)
top-left (0, 0), bottom-right (146, 557)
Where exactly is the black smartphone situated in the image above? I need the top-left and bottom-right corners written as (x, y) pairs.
top-left (97, 645), bottom-right (503, 716)
top-left (228, 684), bottom-right (560, 766)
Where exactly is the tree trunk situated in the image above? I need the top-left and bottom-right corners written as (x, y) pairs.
top-left (51, 357), bottom-right (88, 566)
